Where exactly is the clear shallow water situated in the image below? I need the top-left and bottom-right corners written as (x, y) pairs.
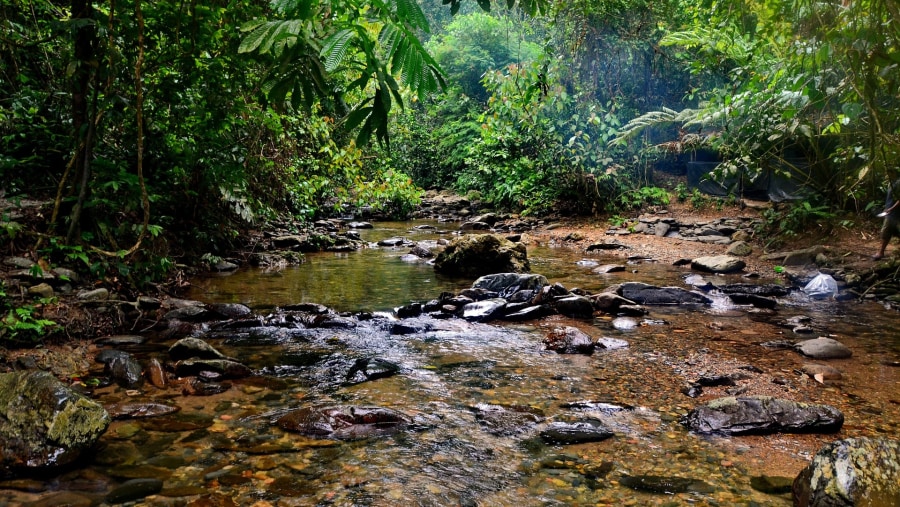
top-left (4, 220), bottom-right (900, 506)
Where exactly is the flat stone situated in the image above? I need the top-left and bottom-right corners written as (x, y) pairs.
top-left (795, 337), bottom-right (852, 359)
top-left (691, 255), bottom-right (746, 273)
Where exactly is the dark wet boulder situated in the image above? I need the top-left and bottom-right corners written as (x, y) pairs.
top-left (716, 283), bottom-right (790, 297)
top-left (105, 402), bottom-right (181, 419)
top-left (182, 378), bottom-right (231, 396)
top-left (726, 293), bottom-right (777, 309)
top-left (95, 350), bottom-right (143, 388)
top-left (472, 403), bottom-right (544, 436)
top-left (209, 303), bottom-right (253, 319)
top-left (553, 295), bottom-right (595, 318)
top-left (395, 303), bottom-right (422, 318)
top-left (794, 337), bottom-right (852, 359)
top-left (0, 371), bottom-right (110, 476)
top-left (792, 437), bottom-right (900, 507)
top-left (691, 255), bottom-right (746, 273)
top-left (590, 292), bottom-right (634, 312)
top-left (471, 272), bottom-right (548, 297)
top-left (615, 282), bottom-right (712, 305)
top-left (174, 358), bottom-right (252, 379)
top-left (434, 234), bottom-right (529, 277)
top-left (540, 419), bottom-right (614, 445)
top-left (276, 406), bottom-right (411, 440)
top-left (345, 358), bottom-right (401, 383)
top-left (461, 298), bottom-right (508, 322)
top-left (163, 304), bottom-right (214, 322)
top-left (543, 326), bottom-right (595, 354)
top-left (681, 396), bottom-right (843, 435)
top-left (169, 337), bottom-right (229, 361)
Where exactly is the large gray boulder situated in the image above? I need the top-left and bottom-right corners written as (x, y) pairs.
top-left (691, 255), bottom-right (746, 273)
top-left (681, 396), bottom-right (843, 435)
top-left (434, 234), bottom-right (529, 277)
top-left (615, 282), bottom-right (712, 305)
top-left (793, 437), bottom-right (900, 506)
top-left (0, 371), bottom-right (110, 476)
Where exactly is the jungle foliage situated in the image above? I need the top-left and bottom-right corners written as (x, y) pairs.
top-left (1, 0), bottom-right (899, 294)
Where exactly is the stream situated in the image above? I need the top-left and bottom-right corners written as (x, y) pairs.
top-left (5, 220), bottom-right (900, 506)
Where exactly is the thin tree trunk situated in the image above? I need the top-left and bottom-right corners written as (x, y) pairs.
top-left (67, 0), bottom-right (95, 244)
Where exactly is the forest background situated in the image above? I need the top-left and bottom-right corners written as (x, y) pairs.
top-left (1, 0), bottom-right (899, 298)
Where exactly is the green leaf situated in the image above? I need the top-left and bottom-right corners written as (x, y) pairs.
top-left (395, 0), bottom-right (430, 32)
top-left (321, 28), bottom-right (356, 72)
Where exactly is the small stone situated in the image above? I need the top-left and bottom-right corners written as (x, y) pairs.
top-left (78, 288), bottom-right (109, 302)
top-left (27, 283), bottom-right (54, 299)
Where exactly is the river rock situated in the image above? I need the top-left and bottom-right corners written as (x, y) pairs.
top-left (792, 437), bottom-right (900, 506)
top-left (681, 396), bottom-right (843, 435)
top-left (472, 403), bottom-right (543, 436)
top-left (596, 337), bottom-right (629, 350)
top-left (0, 371), bottom-right (110, 476)
top-left (615, 282), bottom-right (712, 305)
top-left (471, 273), bottom-right (548, 297)
top-left (794, 337), bottom-right (852, 359)
top-left (726, 241), bottom-right (753, 256)
top-left (169, 337), bottom-right (229, 361)
top-left (592, 264), bottom-right (626, 274)
top-left (345, 358), bottom-right (401, 383)
top-left (347, 221), bottom-right (373, 229)
top-left (543, 326), bottom-right (595, 354)
top-left (107, 352), bottom-right (144, 388)
top-left (691, 255), bottom-right (746, 273)
top-left (434, 234), bottom-right (529, 277)
top-left (276, 406), bottom-right (411, 440)
top-left (619, 475), bottom-right (713, 494)
top-left (801, 364), bottom-right (843, 382)
top-left (163, 304), bottom-right (214, 322)
top-left (209, 303), bottom-right (252, 319)
top-left (174, 358), bottom-right (252, 379)
top-left (540, 419), bottom-right (614, 444)
top-left (553, 295), bottom-right (595, 318)
top-left (105, 478), bottom-right (164, 504)
top-left (77, 288), bottom-right (109, 302)
top-left (105, 402), bottom-right (181, 419)
top-left (461, 298), bottom-right (508, 322)
top-left (590, 292), bottom-right (635, 312)
top-left (502, 304), bottom-right (555, 321)
top-left (27, 283), bottom-right (54, 299)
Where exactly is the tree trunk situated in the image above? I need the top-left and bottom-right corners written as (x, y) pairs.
top-left (67, 0), bottom-right (96, 243)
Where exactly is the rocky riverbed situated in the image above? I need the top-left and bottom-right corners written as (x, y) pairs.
top-left (1, 192), bottom-right (900, 506)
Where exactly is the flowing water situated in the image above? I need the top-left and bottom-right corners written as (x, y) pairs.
top-left (5, 221), bottom-right (900, 506)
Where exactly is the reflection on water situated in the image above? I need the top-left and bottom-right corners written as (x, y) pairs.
top-left (5, 221), bottom-right (900, 506)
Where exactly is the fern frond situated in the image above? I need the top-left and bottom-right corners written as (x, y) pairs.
top-left (321, 28), bottom-right (356, 72)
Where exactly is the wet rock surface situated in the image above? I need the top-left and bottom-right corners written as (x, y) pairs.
top-left (792, 437), bottom-right (900, 507)
top-left (0, 371), bottom-right (110, 476)
top-left (682, 396), bottom-right (844, 435)
top-left (276, 405), bottom-right (412, 440)
top-left (433, 234), bottom-right (529, 276)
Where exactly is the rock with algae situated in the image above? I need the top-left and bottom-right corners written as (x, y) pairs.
top-left (793, 437), bottom-right (900, 506)
top-left (681, 396), bottom-right (843, 435)
top-left (0, 371), bottom-right (110, 476)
